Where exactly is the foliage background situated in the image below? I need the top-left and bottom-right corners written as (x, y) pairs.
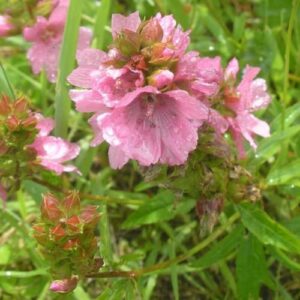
top-left (1, 0), bottom-right (300, 299)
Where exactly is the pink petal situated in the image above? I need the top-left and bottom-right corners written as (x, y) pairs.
top-left (108, 146), bottom-right (130, 169)
top-left (111, 12), bottom-right (141, 38)
top-left (69, 90), bottom-right (106, 112)
top-left (35, 113), bottom-right (55, 136)
top-left (76, 48), bottom-right (107, 67)
top-left (68, 66), bottom-right (96, 88)
top-left (31, 136), bottom-right (80, 175)
top-left (224, 58), bottom-right (239, 81)
top-left (248, 78), bottom-right (271, 111)
top-left (117, 86), bottom-right (158, 108)
top-left (77, 27), bottom-right (92, 51)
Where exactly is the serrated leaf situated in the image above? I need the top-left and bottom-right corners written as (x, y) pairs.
top-left (237, 203), bottom-right (300, 254)
top-left (122, 191), bottom-right (195, 229)
top-left (191, 225), bottom-right (244, 268)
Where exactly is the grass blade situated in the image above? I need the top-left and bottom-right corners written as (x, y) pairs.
top-left (54, 0), bottom-right (84, 138)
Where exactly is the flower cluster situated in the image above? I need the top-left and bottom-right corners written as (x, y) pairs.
top-left (33, 192), bottom-right (101, 293)
top-left (68, 12), bottom-right (271, 169)
top-left (0, 0), bottom-right (57, 37)
top-left (0, 95), bottom-right (79, 201)
top-left (23, 0), bottom-right (91, 82)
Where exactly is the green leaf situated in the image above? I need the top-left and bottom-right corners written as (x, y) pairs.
top-left (237, 203), bottom-right (300, 254)
top-left (267, 158), bottom-right (300, 185)
top-left (54, 0), bottom-right (83, 138)
top-left (122, 191), bottom-right (195, 229)
top-left (251, 125), bottom-right (300, 166)
top-left (237, 234), bottom-right (273, 300)
top-left (0, 245), bottom-right (11, 265)
top-left (0, 63), bottom-right (15, 99)
top-left (191, 225), bottom-right (244, 268)
top-left (93, 0), bottom-right (112, 49)
top-left (269, 246), bottom-right (300, 272)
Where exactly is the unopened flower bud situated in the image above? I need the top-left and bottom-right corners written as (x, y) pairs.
top-left (63, 191), bottom-right (80, 216)
top-left (51, 224), bottom-right (66, 240)
top-left (32, 225), bottom-right (48, 246)
top-left (7, 115), bottom-right (19, 131)
top-left (80, 206), bottom-right (99, 227)
top-left (0, 95), bottom-right (11, 115)
top-left (49, 276), bottom-right (78, 293)
top-left (41, 193), bottom-right (63, 222)
top-left (66, 215), bottom-right (81, 233)
top-left (22, 115), bottom-right (38, 128)
top-left (148, 69), bottom-right (174, 89)
top-left (0, 141), bottom-right (8, 155)
top-left (63, 238), bottom-right (79, 250)
top-left (115, 30), bottom-right (140, 57)
top-left (140, 19), bottom-right (163, 47)
top-left (14, 97), bottom-right (28, 113)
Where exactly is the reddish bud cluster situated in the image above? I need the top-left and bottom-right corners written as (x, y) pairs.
top-left (0, 95), bottom-right (38, 180)
top-left (0, 0), bottom-right (55, 37)
top-left (33, 191), bottom-right (101, 293)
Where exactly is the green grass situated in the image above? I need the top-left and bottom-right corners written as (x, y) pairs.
top-left (1, 0), bottom-right (300, 299)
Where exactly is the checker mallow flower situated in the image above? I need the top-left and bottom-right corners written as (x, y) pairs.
top-left (222, 58), bottom-right (271, 158)
top-left (0, 95), bottom-right (80, 177)
top-left (23, 0), bottom-right (91, 82)
top-left (68, 12), bottom-right (209, 168)
top-left (30, 114), bottom-right (80, 174)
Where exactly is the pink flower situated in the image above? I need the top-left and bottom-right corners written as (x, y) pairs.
top-left (0, 15), bottom-right (14, 37)
top-left (68, 12), bottom-right (209, 168)
top-left (30, 115), bottom-right (80, 174)
top-left (23, 1), bottom-right (91, 82)
top-left (224, 58), bottom-right (271, 158)
top-left (175, 51), bottom-right (228, 134)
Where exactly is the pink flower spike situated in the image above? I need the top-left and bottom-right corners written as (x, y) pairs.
top-left (111, 12), bottom-right (141, 38)
top-left (0, 15), bottom-right (14, 37)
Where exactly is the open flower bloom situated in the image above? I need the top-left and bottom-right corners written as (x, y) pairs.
top-left (223, 58), bottom-right (271, 158)
top-left (23, 0), bottom-right (91, 82)
top-left (0, 15), bottom-right (14, 37)
top-left (30, 114), bottom-right (80, 174)
top-left (69, 12), bottom-right (211, 168)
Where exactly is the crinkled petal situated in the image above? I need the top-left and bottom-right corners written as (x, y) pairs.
top-left (117, 86), bottom-right (158, 108)
top-left (111, 12), bottom-right (141, 38)
top-left (69, 90), bottom-right (106, 112)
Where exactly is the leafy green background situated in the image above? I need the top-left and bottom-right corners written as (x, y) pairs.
top-left (1, 0), bottom-right (300, 299)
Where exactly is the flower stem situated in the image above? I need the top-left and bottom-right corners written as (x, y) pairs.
top-left (32, 177), bottom-right (145, 206)
top-left (88, 212), bottom-right (240, 278)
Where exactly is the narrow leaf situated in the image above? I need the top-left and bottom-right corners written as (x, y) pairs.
top-left (237, 203), bottom-right (300, 254)
top-left (191, 225), bottom-right (243, 268)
